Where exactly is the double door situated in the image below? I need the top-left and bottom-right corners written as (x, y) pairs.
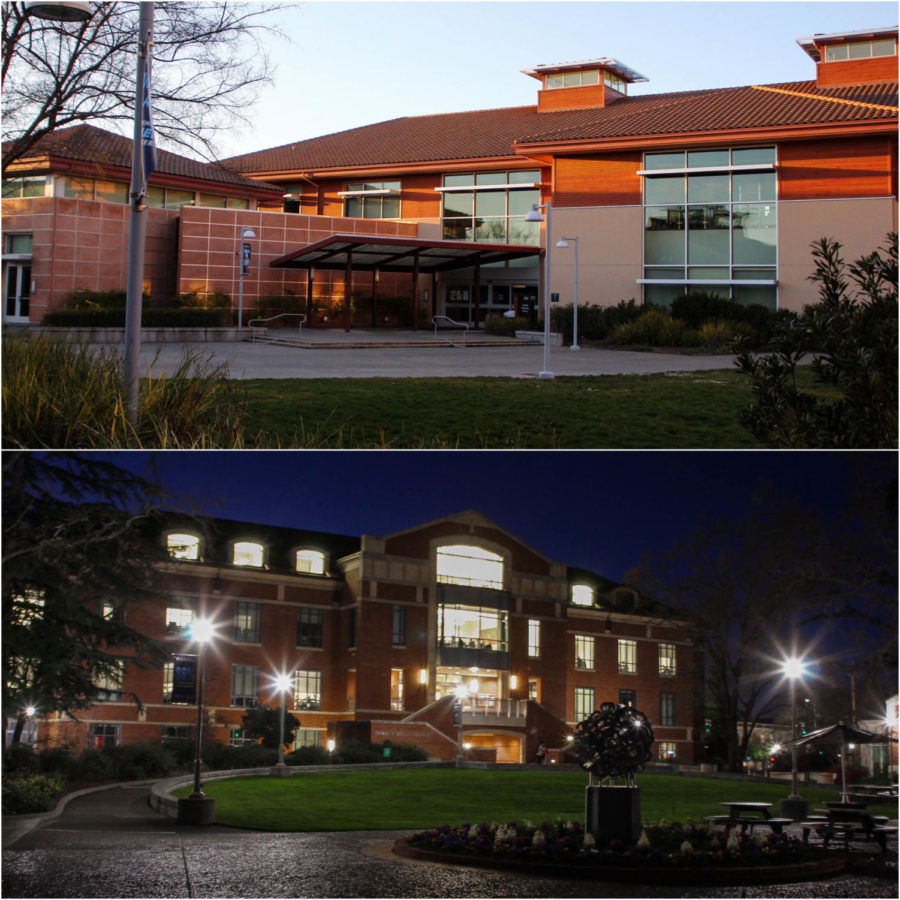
top-left (4, 262), bottom-right (31, 322)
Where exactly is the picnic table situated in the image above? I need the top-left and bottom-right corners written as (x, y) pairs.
top-left (705, 801), bottom-right (793, 834)
top-left (800, 805), bottom-right (896, 853)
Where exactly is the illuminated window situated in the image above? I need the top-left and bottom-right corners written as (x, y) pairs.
top-left (575, 687), bottom-right (595, 721)
top-left (659, 642), bottom-right (677, 676)
top-left (528, 678), bottom-right (540, 702)
top-left (658, 741), bottom-right (677, 761)
top-left (571, 584), bottom-right (593, 606)
top-left (439, 603), bottom-right (508, 651)
top-left (619, 689), bottom-right (637, 708)
top-left (233, 541), bottom-right (264, 567)
top-left (618, 639), bottom-right (637, 674)
top-left (575, 635), bottom-right (595, 670)
top-left (94, 662), bottom-right (124, 702)
top-left (167, 533), bottom-right (200, 560)
top-left (436, 544), bottom-right (504, 589)
top-left (528, 619), bottom-right (540, 657)
top-left (165, 604), bottom-right (194, 635)
top-left (296, 549), bottom-right (325, 574)
top-left (89, 723), bottom-right (120, 748)
top-left (11, 590), bottom-right (45, 626)
top-left (293, 669), bottom-right (322, 709)
top-left (391, 668), bottom-right (405, 711)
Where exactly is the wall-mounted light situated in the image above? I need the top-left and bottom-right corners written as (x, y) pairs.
top-left (509, 675), bottom-right (518, 690)
top-left (418, 668), bottom-right (428, 685)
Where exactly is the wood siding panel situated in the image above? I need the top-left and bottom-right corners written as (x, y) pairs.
top-left (778, 136), bottom-right (895, 200)
top-left (815, 55), bottom-right (899, 87)
top-left (554, 152), bottom-right (643, 206)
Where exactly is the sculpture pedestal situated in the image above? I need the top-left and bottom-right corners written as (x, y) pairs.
top-left (177, 794), bottom-right (217, 826)
top-left (585, 785), bottom-right (641, 843)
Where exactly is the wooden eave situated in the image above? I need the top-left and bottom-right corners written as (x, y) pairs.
top-left (512, 117), bottom-right (899, 157)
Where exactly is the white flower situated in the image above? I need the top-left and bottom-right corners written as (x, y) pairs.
top-left (532, 829), bottom-right (546, 847)
top-left (583, 832), bottom-right (596, 849)
top-left (679, 840), bottom-right (695, 856)
top-left (751, 830), bottom-right (767, 847)
top-left (467, 824), bottom-right (480, 839)
top-left (636, 830), bottom-right (651, 850)
top-left (727, 828), bottom-right (742, 851)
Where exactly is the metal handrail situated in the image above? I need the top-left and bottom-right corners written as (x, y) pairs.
top-left (248, 312), bottom-right (307, 341)
top-left (432, 315), bottom-right (470, 345)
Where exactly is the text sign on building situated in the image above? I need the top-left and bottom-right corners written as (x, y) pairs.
top-left (171, 654), bottom-right (198, 704)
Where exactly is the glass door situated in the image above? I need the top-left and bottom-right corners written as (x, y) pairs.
top-left (3, 263), bottom-right (31, 322)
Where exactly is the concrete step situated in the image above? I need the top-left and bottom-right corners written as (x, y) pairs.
top-left (249, 336), bottom-right (542, 349)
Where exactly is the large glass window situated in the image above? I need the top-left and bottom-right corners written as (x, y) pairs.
top-left (390, 668), bottom-right (404, 711)
top-left (571, 585), bottom-right (594, 607)
top-left (167, 533), bottom-right (200, 560)
top-left (575, 635), bottom-right (595, 669)
top-left (618, 639), bottom-right (637, 674)
top-left (438, 603), bottom-right (508, 651)
top-left (528, 619), bottom-right (540, 657)
top-left (824, 39), bottom-right (896, 61)
top-left (296, 549), bottom-right (325, 574)
top-left (297, 607), bottom-right (324, 648)
top-left (440, 171), bottom-right (540, 245)
top-left (234, 601), bottom-right (261, 643)
top-left (2, 177), bottom-right (47, 199)
top-left (165, 603), bottom-right (194, 635)
top-left (233, 541), bottom-right (264, 567)
top-left (436, 545), bottom-right (504, 589)
top-left (293, 669), bottom-right (322, 709)
top-left (94, 662), bottom-right (124, 702)
top-left (342, 181), bottom-right (400, 218)
top-left (642, 147), bottom-right (777, 308)
top-left (575, 687), bottom-right (595, 721)
top-left (231, 665), bottom-right (260, 707)
top-left (659, 643), bottom-right (677, 676)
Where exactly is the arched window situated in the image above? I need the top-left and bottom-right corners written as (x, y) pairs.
top-left (167, 532), bottom-right (200, 560)
top-left (436, 544), bottom-right (504, 589)
top-left (233, 541), bottom-right (264, 567)
top-left (296, 549), bottom-right (326, 575)
top-left (571, 584), bottom-right (594, 606)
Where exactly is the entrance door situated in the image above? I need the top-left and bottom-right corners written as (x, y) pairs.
top-left (512, 285), bottom-right (538, 325)
top-left (4, 263), bottom-right (31, 322)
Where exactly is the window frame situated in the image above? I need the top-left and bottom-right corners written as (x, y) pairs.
top-left (660, 691), bottom-right (677, 726)
top-left (233, 600), bottom-right (261, 643)
top-left (435, 544), bottom-right (505, 589)
top-left (574, 686), bottom-right (595, 721)
top-left (570, 584), bottom-right (594, 607)
top-left (574, 634), bottom-right (595, 670)
top-left (297, 606), bottom-right (325, 648)
top-left (392, 604), bottom-right (407, 646)
top-left (618, 638), bottom-right (638, 674)
top-left (295, 548), bottom-right (326, 575)
top-left (232, 540), bottom-right (265, 568)
top-left (293, 668), bottom-right (322, 710)
top-left (166, 531), bottom-right (201, 561)
top-left (527, 619), bottom-right (541, 658)
top-left (230, 664), bottom-right (261, 708)
top-left (659, 642), bottom-right (677, 676)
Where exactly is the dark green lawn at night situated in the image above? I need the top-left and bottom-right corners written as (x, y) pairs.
top-left (240, 370), bottom-right (766, 448)
top-left (174, 770), bottom-right (894, 832)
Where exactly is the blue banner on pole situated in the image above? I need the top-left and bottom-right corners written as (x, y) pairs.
top-left (242, 243), bottom-right (252, 276)
top-left (141, 62), bottom-right (156, 184)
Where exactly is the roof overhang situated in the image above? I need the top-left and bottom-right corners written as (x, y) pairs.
top-left (269, 234), bottom-right (542, 274)
top-left (797, 26), bottom-right (898, 61)
top-left (521, 57), bottom-right (649, 84)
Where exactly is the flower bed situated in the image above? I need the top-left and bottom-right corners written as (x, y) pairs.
top-left (395, 820), bottom-right (848, 884)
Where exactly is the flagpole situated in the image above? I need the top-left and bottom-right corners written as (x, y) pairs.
top-left (123, 2), bottom-right (155, 426)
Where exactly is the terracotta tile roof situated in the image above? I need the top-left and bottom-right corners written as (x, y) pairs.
top-left (224, 79), bottom-right (897, 174)
top-left (3, 124), bottom-right (281, 192)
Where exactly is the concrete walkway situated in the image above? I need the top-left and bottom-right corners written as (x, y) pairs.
top-left (2, 784), bottom-right (895, 898)
top-left (87, 330), bottom-right (740, 380)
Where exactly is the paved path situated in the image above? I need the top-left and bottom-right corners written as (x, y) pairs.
top-left (88, 332), bottom-right (740, 380)
top-left (2, 785), bottom-right (895, 898)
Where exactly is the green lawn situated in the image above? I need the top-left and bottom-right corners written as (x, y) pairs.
top-left (173, 770), bottom-right (894, 831)
top-left (239, 370), bottom-right (766, 448)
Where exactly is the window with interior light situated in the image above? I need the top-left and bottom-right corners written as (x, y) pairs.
top-left (575, 687), bottom-right (595, 721)
top-left (658, 741), bottom-right (677, 760)
top-left (436, 544), bottom-right (504, 589)
top-left (571, 584), bottom-right (593, 606)
top-left (528, 619), bottom-right (540, 657)
top-left (293, 669), bottom-right (322, 709)
top-left (659, 642), bottom-right (677, 676)
top-left (390, 668), bottom-right (405, 711)
top-left (94, 662), bottom-right (124, 702)
top-left (296, 549), bottom-right (325, 574)
top-left (165, 603), bottom-right (194, 635)
top-left (618, 639), bottom-right (637, 674)
top-left (575, 635), bottom-right (595, 670)
top-left (619, 689), bottom-right (637, 708)
top-left (167, 532), bottom-right (200, 560)
top-left (438, 603), bottom-right (508, 652)
top-left (233, 540), bottom-right (264, 567)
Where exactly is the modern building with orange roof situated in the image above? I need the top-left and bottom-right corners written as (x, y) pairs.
top-left (2, 25), bottom-right (897, 328)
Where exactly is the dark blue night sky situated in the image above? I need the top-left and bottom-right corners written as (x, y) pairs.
top-left (104, 451), bottom-right (895, 584)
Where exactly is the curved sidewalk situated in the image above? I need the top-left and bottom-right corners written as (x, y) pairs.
top-left (90, 334), bottom-right (740, 380)
top-left (2, 784), bottom-right (895, 898)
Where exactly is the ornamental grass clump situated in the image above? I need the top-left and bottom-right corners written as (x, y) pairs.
top-left (406, 819), bottom-right (817, 870)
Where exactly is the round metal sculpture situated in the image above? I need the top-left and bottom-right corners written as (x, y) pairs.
top-left (574, 701), bottom-right (655, 786)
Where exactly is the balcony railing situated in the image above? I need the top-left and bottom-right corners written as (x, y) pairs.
top-left (460, 698), bottom-right (527, 719)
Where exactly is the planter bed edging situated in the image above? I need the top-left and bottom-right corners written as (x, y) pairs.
top-left (392, 838), bottom-right (850, 885)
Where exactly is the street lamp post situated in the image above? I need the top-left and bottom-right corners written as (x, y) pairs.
top-left (779, 656), bottom-right (810, 821)
top-left (555, 236), bottom-right (580, 350)
top-left (178, 618), bottom-right (217, 825)
top-left (454, 685), bottom-right (468, 760)
top-left (273, 673), bottom-right (292, 770)
top-left (237, 226), bottom-right (257, 329)
top-left (525, 203), bottom-right (554, 379)
top-left (25, 2), bottom-right (154, 425)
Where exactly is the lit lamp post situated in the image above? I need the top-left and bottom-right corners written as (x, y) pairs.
top-left (178, 617), bottom-right (217, 825)
top-left (237, 226), bottom-right (257, 329)
top-left (780, 656), bottom-right (810, 821)
top-left (25, 1), bottom-right (155, 425)
top-left (555, 236), bottom-right (580, 350)
top-left (272, 673), bottom-right (292, 771)
top-left (525, 203), bottom-right (554, 379)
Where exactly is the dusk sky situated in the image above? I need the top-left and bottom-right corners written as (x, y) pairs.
top-left (211, 1), bottom-right (897, 158)
top-left (106, 450), bottom-right (894, 584)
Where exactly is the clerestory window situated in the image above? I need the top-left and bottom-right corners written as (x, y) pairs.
top-left (436, 544), bottom-right (504, 589)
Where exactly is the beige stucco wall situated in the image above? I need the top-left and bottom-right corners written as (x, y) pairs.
top-left (777, 197), bottom-right (897, 311)
top-left (548, 206), bottom-right (644, 307)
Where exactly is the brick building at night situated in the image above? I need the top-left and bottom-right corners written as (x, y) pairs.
top-left (39, 510), bottom-right (705, 765)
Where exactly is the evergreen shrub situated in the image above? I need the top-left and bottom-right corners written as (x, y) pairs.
top-left (1, 773), bottom-right (66, 814)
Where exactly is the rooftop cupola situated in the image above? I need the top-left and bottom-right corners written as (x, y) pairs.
top-left (521, 58), bottom-right (648, 112)
top-left (797, 26), bottom-right (898, 87)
